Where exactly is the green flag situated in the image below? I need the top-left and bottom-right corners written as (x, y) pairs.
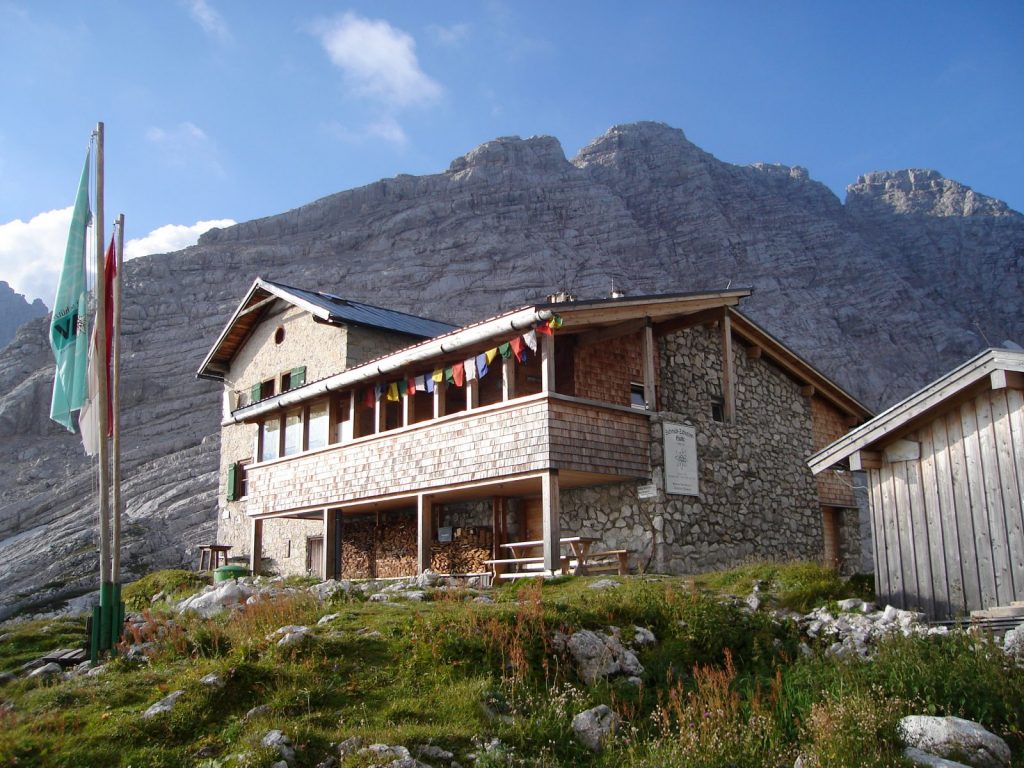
top-left (49, 151), bottom-right (91, 432)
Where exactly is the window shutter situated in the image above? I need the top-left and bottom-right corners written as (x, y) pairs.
top-left (291, 366), bottom-right (306, 388)
top-left (226, 463), bottom-right (238, 502)
top-left (250, 383), bottom-right (261, 404)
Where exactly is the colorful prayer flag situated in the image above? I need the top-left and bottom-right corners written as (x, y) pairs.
top-left (363, 387), bottom-right (375, 408)
top-left (523, 329), bottom-right (537, 352)
top-left (406, 377), bottom-right (416, 396)
top-left (386, 382), bottom-right (400, 402)
top-left (432, 369), bottom-right (444, 383)
top-left (445, 367), bottom-right (454, 385)
top-left (49, 151), bottom-right (91, 432)
top-left (536, 322), bottom-right (553, 336)
top-left (415, 375), bottom-right (428, 392)
top-left (549, 314), bottom-right (564, 329)
top-left (464, 356), bottom-right (477, 381)
top-left (485, 348), bottom-right (498, 365)
top-left (453, 361), bottom-right (465, 387)
top-left (510, 336), bottom-right (526, 362)
top-left (475, 353), bottom-right (488, 379)
top-left (499, 342), bottom-right (512, 360)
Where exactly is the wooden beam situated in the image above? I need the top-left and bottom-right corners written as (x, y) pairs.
top-left (433, 380), bottom-right (446, 418)
top-left (237, 294), bottom-right (277, 319)
top-left (801, 385), bottom-right (816, 398)
top-left (991, 369), bottom-right (1024, 391)
top-left (850, 450), bottom-right (882, 471)
top-left (417, 494), bottom-right (433, 574)
top-left (653, 307), bottom-right (724, 338)
top-left (576, 318), bottom-right (646, 347)
top-left (541, 333), bottom-right (555, 393)
top-left (746, 345), bottom-right (763, 359)
top-left (322, 508), bottom-right (338, 580)
top-left (642, 321), bottom-right (657, 410)
top-left (250, 517), bottom-right (263, 575)
top-left (541, 470), bottom-right (561, 572)
top-left (502, 356), bottom-right (516, 400)
top-left (721, 311), bottom-right (736, 423)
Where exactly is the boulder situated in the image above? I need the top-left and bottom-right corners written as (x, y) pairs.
top-left (572, 704), bottom-right (620, 752)
top-left (899, 715), bottom-right (1011, 768)
top-left (262, 729), bottom-right (296, 764)
top-left (177, 581), bottom-right (252, 618)
top-left (27, 662), bottom-right (62, 680)
top-left (141, 690), bottom-right (185, 719)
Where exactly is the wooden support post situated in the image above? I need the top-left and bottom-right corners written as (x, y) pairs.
top-left (402, 387), bottom-right (413, 426)
top-left (491, 496), bottom-right (507, 560)
top-left (417, 495), bottom-right (433, 574)
top-left (322, 509), bottom-right (338, 580)
top-left (541, 332), bottom-right (555, 393)
top-left (374, 392), bottom-right (384, 433)
top-left (850, 450), bottom-right (882, 471)
top-left (642, 320), bottom-right (657, 410)
top-left (721, 310), bottom-right (736, 423)
top-left (433, 381), bottom-right (446, 418)
top-left (467, 377), bottom-right (479, 410)
top-left (502, 356), bottom-right (516, 400)
top-left (250, 518), bottom-right (263, 575)
top-left (346, 392), bottom-right (356, 441)
top-left (541, 471), bottom-right (561, 572)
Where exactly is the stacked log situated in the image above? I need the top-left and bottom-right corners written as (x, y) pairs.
top-left (430, 526), bottom-right (492, 574)
top-left (375, 515), bottom-right (417, 578)
top-left (341, 517), bottom-right (375, 579)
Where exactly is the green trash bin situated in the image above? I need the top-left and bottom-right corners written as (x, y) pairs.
top-left (214, 564), bottom-right (249, 583)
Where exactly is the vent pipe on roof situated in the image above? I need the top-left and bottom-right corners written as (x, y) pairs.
top-left (546, 290), bottom-right (576, 303)
top-left (610, 289), bottom-right (626, 298)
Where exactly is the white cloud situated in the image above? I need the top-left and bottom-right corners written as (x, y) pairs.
top-left (146, 122), bottom-right (225, 177)
top-left (428, 22), bottom-right (470, 46)
top-left (0, 212), bottom-right (235, 306)
top-left (323, 117), bottom-right (408, 147)
top-left (183, 0), bottom-right (232, 44)
top-left (0, 207), bottom-right (73, 306)
top-left (312, 12), bottom-right (442, 109)
top-left (123, 219), bottom-right (235, 260)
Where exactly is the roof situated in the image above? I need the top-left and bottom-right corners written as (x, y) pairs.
top-left (807, 347), bottom-right (1024, 474)
top-left (221, 286), bottom-right (870, 426)
top-left (197, 278), bottom-right (456, 380)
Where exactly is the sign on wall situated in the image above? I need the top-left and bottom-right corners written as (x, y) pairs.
top-left (663, 422), bottom-right (699, 496)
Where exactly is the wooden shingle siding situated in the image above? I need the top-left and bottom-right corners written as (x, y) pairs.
top-left (246, 396), bottom-right (650, 515)
top-left (868, 388), bottom-right (1024, 619)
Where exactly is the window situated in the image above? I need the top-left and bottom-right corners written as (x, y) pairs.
top-left (308, 402), bottom-right (329, 450)
top-left (711, 399), bottom-right (725, 423)
top-left (630, 382), bottom-right (647, 410)
top-left (274, 326), bottom-right (285, 344)
top-left (226, 460), bottom-right (249, 501)
top-left (281, 366), bottom-right (307, 393)
top-left (283, 408), bottom-right (303, 456)
top-left (250, 378), bottom-right (275, 404)
top-left (261, 418), bottom-right (280, 461)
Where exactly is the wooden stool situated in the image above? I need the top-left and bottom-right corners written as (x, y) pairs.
top-left (198, 544), bottom-right (232, 571)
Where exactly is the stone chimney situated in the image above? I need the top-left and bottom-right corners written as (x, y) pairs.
top-left (546, 290), bottom-right (576, 303)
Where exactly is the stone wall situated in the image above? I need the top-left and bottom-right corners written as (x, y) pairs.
top-left (562, 323), bottom-right (855, 575)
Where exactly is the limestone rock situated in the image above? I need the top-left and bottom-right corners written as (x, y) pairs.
top-left (141, 689), bottom-right (185, 719)
top-left (566, 628), bottom-right (644, 684)
top-left (899, 715), bottom-right (1011, 768)
top-left (177, 581), bottom-right (252, 618)
top-left (1, 121), bottom-right (1022, 618)
top-left (572, 704), bottom-right (620, 752)
top-left (27, 662), bottom-right (62, 680)
top-left (1002, 626), bottom-right (1023, 660)
top-left (262, 729), bottom-right (296, 764)
top-left (904, 746), bottom-right (972, 767)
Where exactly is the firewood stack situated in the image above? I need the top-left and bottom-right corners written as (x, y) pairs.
top-left (430, 526), bottom-right (493, 574)
top-left (375, 516), bottom-right (417, 577)
top-left (341, 517), bottom-right (375, 579)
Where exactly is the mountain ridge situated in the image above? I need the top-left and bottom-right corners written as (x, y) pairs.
top-left (0, 120), bottom-right (1020, 619)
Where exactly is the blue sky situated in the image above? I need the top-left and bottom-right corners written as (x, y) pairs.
top-left (1, 1), bottom-right (1021, 306)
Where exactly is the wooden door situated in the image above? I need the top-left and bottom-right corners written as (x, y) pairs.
top-left (306, 536), bottom-right (324, 578)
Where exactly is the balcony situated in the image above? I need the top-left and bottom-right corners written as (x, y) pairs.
top-left (245, 392), bottom-right (651, 517)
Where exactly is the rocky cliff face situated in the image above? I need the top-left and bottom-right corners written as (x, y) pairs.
top-left (0, 121), bottom-right (1021, 618)
top-left (0, 281), bottom-right (47, 351)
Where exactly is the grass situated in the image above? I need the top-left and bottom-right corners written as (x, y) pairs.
top-left (0, 562), bottom-right (1019, 767)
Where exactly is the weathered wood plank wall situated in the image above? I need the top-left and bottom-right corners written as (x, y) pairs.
top-left (869, 388), bottom-right (1024, 619)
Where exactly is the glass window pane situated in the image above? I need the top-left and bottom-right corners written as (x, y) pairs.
top-left (308, 402), bottom-right (328, 451)
top-left (284, 409), bottom-right (303, 456)
top-left (261, 419), bottom-right (280, 461)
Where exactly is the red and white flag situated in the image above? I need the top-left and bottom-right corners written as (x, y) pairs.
top-left (79, 235), bottom-right (116, 455)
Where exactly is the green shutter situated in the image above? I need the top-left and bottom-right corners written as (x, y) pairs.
top-left (250, 383), bottom-right (261, 403)
top-left (291, 366), bottom-right (306, 388)
top-left (226, 463), bottom-right (238, 502)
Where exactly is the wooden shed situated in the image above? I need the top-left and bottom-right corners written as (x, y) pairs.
top-left (808, 349), bottom-right (1024, 619)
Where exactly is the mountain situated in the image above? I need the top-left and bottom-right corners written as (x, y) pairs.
top-left (0, 121), bottom-right (1021, 618)
top-left (0, 281), bottom-right (47, 350)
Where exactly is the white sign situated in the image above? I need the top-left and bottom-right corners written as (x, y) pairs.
top-left (663, 422), bottom-right (699, 496)
top-left (637, 483), bottom-right (659, 500)
top-left (438, 527), bottom-right (453, 543)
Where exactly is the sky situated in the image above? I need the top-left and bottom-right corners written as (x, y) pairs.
top-left (1, 1), bottom-right (1021, 308)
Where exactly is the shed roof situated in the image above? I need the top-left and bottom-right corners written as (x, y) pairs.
top-left (807, 347), bottom-right (1024, 474)
top-left (197, 278), bottom-right (456, 380)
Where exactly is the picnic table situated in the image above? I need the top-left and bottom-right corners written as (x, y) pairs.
top-left (484, 536), bottom-right (629, 578)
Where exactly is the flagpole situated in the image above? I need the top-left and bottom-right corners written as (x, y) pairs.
top-left (112, 214), bottom-right (123, 583)
top-left (93, 121), bottom-right (113, 652)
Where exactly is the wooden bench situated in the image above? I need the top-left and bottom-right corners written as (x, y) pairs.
top-left (582, 549), bottom-right (630, 575)
top-left (483, 555), bottom-right (570, 579)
